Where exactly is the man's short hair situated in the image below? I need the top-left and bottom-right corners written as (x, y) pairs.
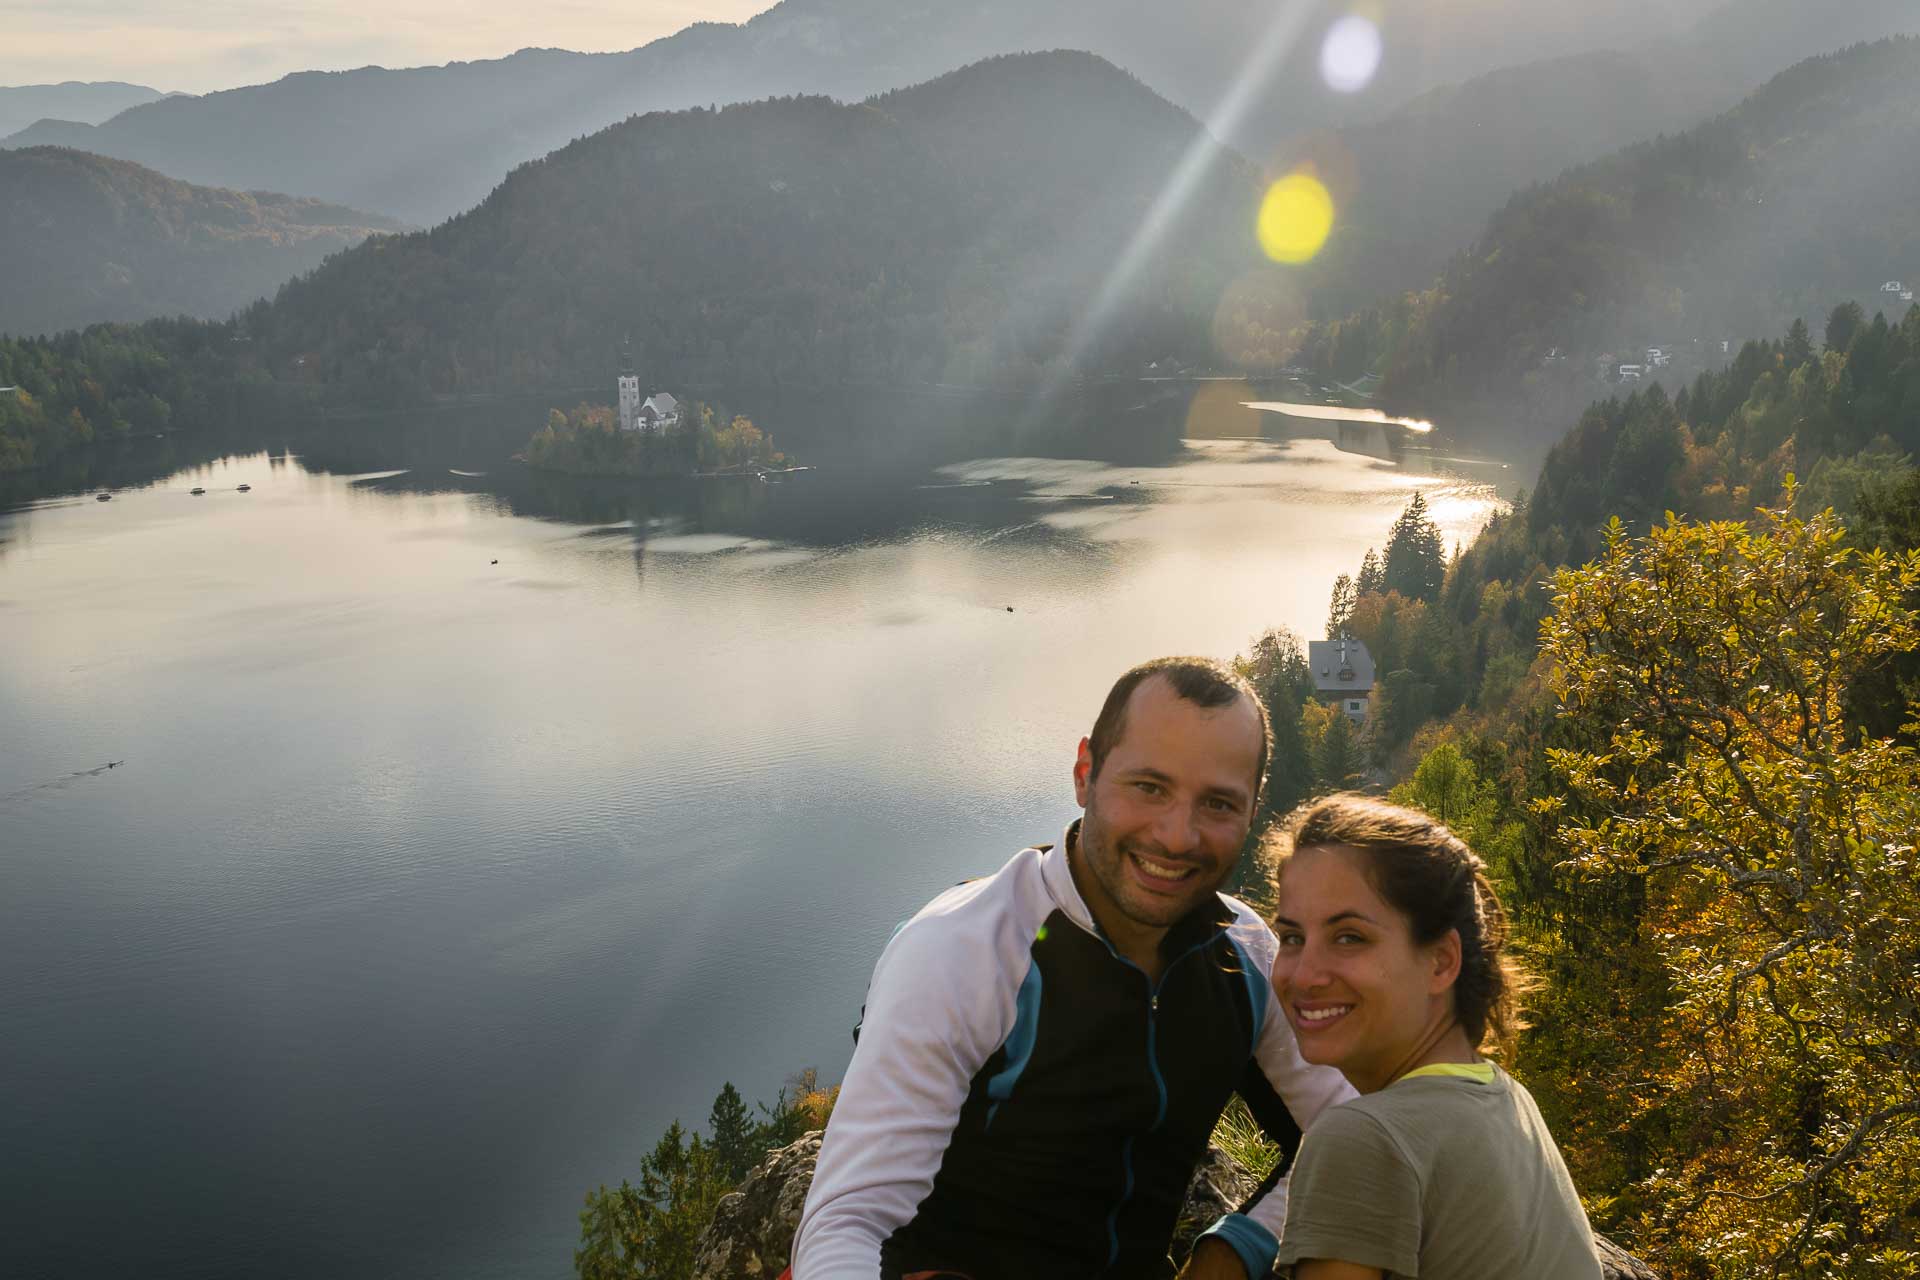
top-left (1087, 656), bottom-right (1272, 798)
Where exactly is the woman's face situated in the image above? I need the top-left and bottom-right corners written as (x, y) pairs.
top-left (1269, 844), bottom-right (1456, 1091)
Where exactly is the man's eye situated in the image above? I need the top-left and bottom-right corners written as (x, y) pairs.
top-left (1204, 796), bottom-right (1237, 813)
top-left (1133, 781), bottom-right (1163, 796)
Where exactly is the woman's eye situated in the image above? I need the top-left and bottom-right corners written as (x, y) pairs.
top-left (1277, 932), bottom-right (1304, 948)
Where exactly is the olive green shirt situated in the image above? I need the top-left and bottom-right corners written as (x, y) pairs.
top-left (1275, 1063), bottom-right (1602, 1279)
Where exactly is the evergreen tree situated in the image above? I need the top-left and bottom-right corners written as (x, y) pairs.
top-left (1326, 574), bottom-right (1356, 639)
top-left (1310, 708), bottom-right (1366, 791)
top-left (708, 1082), bottom-right (756, 1182)
top-left (1355, 548), bottom-right (1384, 595)
top-left (1381, 492), bottom-right (1447, 602)
top-left (1826, 300), bottom-right (1865, 353)
top-left (1783, 316), bottom-right (1813, 367)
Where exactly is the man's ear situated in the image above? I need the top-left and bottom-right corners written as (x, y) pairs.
top-left (1073, 737), bottom-right (1094, 807)
top-left (1429, 927), bottom-right (1463, 995)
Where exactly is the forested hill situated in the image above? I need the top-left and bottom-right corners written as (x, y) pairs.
top-left (1314, 36), bottom-right (1920, 450)
top-left (241, 52), bottom-right (1260, 403)
top-left (1298, 0), bottom-right (1920, 319)
top-left (0, 148), bottom-right (407, 337)
top-left (0, 0), bottom-right (1726, 226)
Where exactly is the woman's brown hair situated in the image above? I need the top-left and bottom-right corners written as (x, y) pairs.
top-left (1265, 793), bottom-right (1532, 1055)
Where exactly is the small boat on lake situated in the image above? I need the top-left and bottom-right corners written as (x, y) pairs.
top-left (95, 492), bottom-right (112, 501)
top-left (236, 483), bottom-right (251, 492)
top-left (190, 487), bottom-right (206, 495)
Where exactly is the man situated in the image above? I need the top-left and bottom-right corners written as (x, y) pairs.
top-left (793, 657), bottom-right (1354, 1280)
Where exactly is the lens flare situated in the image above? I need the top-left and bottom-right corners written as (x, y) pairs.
top-left (1257, 172), bottom-right (1335, 265)
top-left (1320, 15), bottom-right (1382, 93)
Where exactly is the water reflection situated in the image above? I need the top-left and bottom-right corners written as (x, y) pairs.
top-left (0, 433), bottom-right (1502, 1280)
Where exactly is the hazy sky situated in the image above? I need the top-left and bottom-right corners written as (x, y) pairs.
top-left (0, 0), bottom-right (769, 95)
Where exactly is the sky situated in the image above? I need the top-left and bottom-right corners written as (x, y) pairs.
top-left (0, 0), bottom-right (769, 95)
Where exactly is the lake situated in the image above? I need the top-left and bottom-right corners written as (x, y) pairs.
top-left (0, 425), bottom-right (1504, 1280)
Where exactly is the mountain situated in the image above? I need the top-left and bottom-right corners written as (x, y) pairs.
top-left (1298, 0), bottom-right (1920, 318)
top-left (1346, 36), bottom-right (1920, 446)
top-left (0, 148), bottom-right (408, 337)
top-left (0, 81), bottom-right (168, 140)
top-left (0, 0), bottom-right (1725, 226)
top-left (237, 51), bottom-right (1258, 418)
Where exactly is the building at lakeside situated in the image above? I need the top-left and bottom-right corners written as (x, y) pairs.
top-left (1309, 636), bottom-right (1375, 723)
top-left (616, 338), bottom-right (681, 433)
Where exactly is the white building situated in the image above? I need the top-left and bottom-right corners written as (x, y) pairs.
top-left (615, 340), bottom-right (681, 433)
top-left (1309, 636), bottom-right (1376, 723)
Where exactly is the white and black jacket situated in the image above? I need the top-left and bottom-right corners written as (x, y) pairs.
top-left (793, 825), bottom-right (1355, 1280)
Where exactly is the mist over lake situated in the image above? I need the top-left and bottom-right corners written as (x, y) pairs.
top-left (0, 430), bottom-right (1499, 1280)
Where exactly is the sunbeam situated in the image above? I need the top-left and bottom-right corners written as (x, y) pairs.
top-left (1020, 0), bottom-right (1332, 427)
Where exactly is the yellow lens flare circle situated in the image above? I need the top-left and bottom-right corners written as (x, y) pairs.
top-left (1258, 173), bottom-right (1335, 265)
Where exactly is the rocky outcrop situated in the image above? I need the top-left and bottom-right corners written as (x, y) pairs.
top-left (691, 1131), bottom-right (1660, 1279)
top-left (692, 1132), bottom-right (822, 1280)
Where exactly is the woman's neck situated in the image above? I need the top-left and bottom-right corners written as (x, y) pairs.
top-left (1349, 1015), bottom-right (1480, 1094)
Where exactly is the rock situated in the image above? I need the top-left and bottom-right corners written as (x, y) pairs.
top-left (1170, 1145), bottom-right (1260, 1262)
top-left (1597, 1232), bottom-right (1662, 1280)
top-left (692, 1132), bottom-right (821, 1280)
top-left (690, 1131), bottom-right (1664, 1280)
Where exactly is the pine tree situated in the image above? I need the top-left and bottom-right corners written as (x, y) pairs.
top-left (1355, 548), bottom-right (1384, 595)
top-left (1326, 574), bottom-right (1356, 639)
top-left (1381, 492), bottom-right (1446, 602)
top-left (1784, 316), bottom-right (1813, 367)
top-left (708, 1082), bottom-right (756, 1182)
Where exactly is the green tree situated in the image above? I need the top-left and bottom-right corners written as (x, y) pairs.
top-left (1382, 492), bottom-right (1447, 602)
top-left (708, 1082), bottom-right (757, 1183)
top-left (1309, 705), bottom-right (1366, 792)
top-left (1827, 300), bottom-right (1866, 353)
top-left (574, 1122), bottom-right (728, 1280)
top-left (1784, 316), bottom-right (1814, 367)
top-left (1355, 547), bottom-right (1384, 595)
top-left (1236, 627), bottom-right (1316, 819)
top-left (1539, 494), bottom-right (1920, 1278)
top-left (1326, 573), bottom-right (1357, 639)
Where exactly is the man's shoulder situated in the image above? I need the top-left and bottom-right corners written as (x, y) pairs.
top-left (885, 844), bottom-right (1058, 960)
top-left (1216, 890), bottom-right (1278, 958)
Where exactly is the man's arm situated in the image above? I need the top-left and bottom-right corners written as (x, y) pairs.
top-left (791, 899), bottom-right (1020, 1279)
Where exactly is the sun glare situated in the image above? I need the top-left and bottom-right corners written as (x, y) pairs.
top-left (1257, 172), bottom-right (1335, 265)
top-left (1320, 15), bottom-right (1383, 94)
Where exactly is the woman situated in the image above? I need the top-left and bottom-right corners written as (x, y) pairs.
top-left (1265, 795), bottom-right (1601, 1280)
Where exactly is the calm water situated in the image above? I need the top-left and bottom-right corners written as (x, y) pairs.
top-left (1, 431), bottom-right (1501, 1280)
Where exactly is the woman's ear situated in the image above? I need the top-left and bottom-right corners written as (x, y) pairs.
top-left (1429, 927), bottom-right (1463, 995)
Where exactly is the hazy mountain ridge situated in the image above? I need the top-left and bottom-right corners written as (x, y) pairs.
top-left (1300, 0), bottom-right (1920, 317)
top-left (1355, 36), bottom-right (1920, 442)
top-left (0, 147), bottom-right (409, 336)
top-left (0, 80), bottom-right (168, 140)
top-left (230, 51), bottom-right (1257, 413)
top-left (0, 0), bottom-right (1726, 226)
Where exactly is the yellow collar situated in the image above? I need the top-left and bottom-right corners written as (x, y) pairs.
top-left (1397, 1061), bottom-right (1496, 1085)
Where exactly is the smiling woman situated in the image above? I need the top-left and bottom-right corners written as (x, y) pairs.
top-left (1263, 795), bottom-right (1601, 1280)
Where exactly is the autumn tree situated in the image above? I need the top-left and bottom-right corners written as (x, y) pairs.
top-left (1538, 493), bottom-right (1920, 1278)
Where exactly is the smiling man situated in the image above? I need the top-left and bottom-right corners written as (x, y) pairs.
top-left (793, 657), bottom-right (1354, 1280)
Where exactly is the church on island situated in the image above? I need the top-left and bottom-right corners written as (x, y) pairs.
top-left (616, 341), bottom-right (680, 433)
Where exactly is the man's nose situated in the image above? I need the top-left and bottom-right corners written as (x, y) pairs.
top-left (1152, 803), bottom-right (1202, 855)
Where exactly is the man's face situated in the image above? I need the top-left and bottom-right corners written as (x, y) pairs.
top-left (1072, 676), bottom-right (1262, 939)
